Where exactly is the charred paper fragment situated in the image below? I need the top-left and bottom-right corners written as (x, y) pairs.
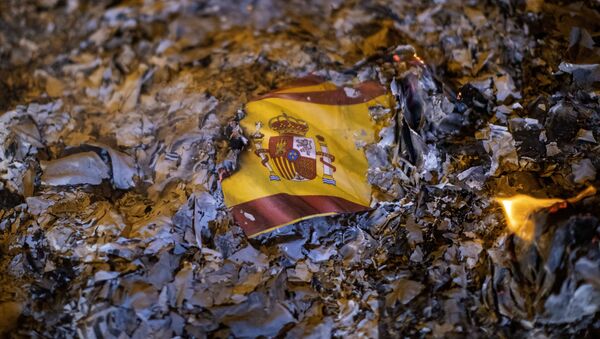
top-left (386, 279), bottom-right (424, 306)
top-left (545, 102), bottom-right (580, 142)
top-left (576, 129), bottom-right (597, 144)
top-left (572, 159), bottom-right (596, 184)
top-left (478, 124), bottom-right (519, 176)
top-left (545, 142), bottom-right (561, 157)
top-left (390, 47), bottom-right (432, 168)
top-left (87, 142), bottom-right (137, 189)
top-left (41, 152), bottom-right (110, 186)
top-left (192, 192), bottom-right (218, 248)
top-left (494, 73), bottom-right (521, 103)
top-left (558, 62), bottom-right (600, 89)
top-left (542, 284), bottom-right (600, 324)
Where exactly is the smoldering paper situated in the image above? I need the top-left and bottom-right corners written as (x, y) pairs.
top-left (1, 0), bottom-right (600, 338)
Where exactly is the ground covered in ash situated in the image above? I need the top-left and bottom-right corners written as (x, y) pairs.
top-left (1, 0), bottom-right (600, 337)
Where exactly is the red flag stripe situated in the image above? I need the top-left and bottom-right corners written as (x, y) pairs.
top-left (230, 193), bottom-right (370, 237)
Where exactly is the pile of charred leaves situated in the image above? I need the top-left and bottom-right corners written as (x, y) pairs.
top-left (1, 0), bottom-right (600, 337)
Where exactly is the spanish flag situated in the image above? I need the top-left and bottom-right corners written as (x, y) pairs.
top-left (222, 76), bottom-right (391, 237)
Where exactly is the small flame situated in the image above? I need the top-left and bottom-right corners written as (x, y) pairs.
top-left (495, 186), bottom-right (596, 241)
top-left (412, 53), bottom-right (425, 65)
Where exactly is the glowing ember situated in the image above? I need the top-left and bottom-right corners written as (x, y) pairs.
top-left (495, 186), bottom-right (597, 241)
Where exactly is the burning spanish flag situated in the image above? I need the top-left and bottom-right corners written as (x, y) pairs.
top-left (222, 76), bottom-right (391, 237)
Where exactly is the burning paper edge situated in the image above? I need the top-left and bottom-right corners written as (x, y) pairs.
top-left (495, 186), bottom-right (597, 242)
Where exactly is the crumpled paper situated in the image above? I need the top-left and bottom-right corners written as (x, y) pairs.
top-left (1, 0), bottom-right (600, 337)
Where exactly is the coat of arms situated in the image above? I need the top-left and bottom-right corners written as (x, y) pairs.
top-left (251, 113), bottom-right (336, 185)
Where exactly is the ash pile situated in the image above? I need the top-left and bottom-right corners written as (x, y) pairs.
top-left (1, 0), bottom-right (600, 337)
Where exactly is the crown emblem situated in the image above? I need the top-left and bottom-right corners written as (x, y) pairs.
top-left (268, 113), bottom-right (309, 136)
top-left (252, 113), bottom-right (337, 185)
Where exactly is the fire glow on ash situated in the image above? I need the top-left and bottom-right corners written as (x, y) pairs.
top-left (495, 186), bottom-right (597, 241)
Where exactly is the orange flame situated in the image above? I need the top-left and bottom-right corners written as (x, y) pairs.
top-left (495, 186), bottom-right (596, 241)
